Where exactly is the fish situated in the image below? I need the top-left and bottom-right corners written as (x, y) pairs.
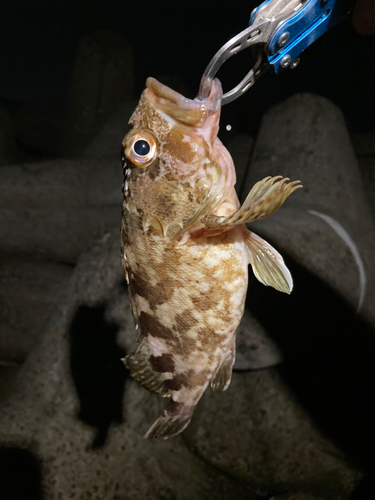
top-left (120, 76), bottom-right (302, 440)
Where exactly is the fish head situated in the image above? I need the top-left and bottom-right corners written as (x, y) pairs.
top-left (122, 77), bottom-right (236, 239)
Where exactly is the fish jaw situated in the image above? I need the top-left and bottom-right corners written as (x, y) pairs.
top-left (144, 76), bottom-right (221, 133)
top-left (144, 77), bottom-right (206, 127)
top-left (123, 77), bottom-right (238, 242)
top-left (193, 78), bottom-right (222, 147)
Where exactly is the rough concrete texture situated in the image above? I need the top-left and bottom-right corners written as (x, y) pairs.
top-left (243, 93), bottom-right (375, 325)
top-left (59, 30), bottom-right (133, 157)
top-left (0, 100), bottom-right (135, 263)
top-left (0, 160), bottom-right (87, 208)
top-left (244, 94), bottom-right (372, 231)
top-left (0, 91), bottom-right (373, 499)
top-left (0, 231), bottom-right (362, 499)
top-left (0, 232), bottom-right (260, 500)
top-left (250, 206), bottom-right (369, 318)
top-left (184, 369), bottom-right (361, 498)
top-left (0, 158), bottom-right (122, 262)
top-left (0, 254), bottom-right (72, 362)
top-left (234, 308), bottom-right (282, 370)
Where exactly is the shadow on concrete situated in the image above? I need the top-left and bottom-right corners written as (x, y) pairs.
top-left (0, 446), bottom-right (43, 500)
top-left (246, 243), bottom-right (375, 492)
top-left (69, 303), bottom-right (127, 449)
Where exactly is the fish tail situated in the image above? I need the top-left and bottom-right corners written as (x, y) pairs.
top-left (144, 400), bottom-right (195, 440)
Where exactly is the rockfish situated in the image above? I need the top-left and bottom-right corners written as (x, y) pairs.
top-left (121, 77), bottom-right (301, 439)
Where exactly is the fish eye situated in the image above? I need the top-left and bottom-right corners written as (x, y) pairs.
top-left (125, 131), bottom-right (157, 167)
top-left (134, 140), bottom-right (150, 156)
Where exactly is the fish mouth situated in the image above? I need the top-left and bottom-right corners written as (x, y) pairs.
top-left (145, 77), bottom-right (222, 127)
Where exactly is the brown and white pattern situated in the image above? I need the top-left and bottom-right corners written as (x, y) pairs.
top-left (121, 77), bottom-right (302, 439)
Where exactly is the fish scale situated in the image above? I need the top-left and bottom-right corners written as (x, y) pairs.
top-left (121, 76), bottom-right (301, 439)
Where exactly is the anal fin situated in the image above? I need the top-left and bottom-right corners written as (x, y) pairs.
top-left (122, 339), bottom-right (168, 396)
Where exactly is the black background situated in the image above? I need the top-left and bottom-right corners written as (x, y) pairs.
top-left (1, 0), bottom-right (374, 139)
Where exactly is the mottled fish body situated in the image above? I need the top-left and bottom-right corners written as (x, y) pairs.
top-left (121, 77), bottom-right (301, 439)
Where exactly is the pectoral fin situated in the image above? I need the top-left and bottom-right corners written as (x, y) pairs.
top-left (246, 231), bottom-right (293, 294)
top-left (202, 176), bottom-right (302, 228)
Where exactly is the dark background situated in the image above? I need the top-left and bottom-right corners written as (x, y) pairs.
top-left (1, 0), bottom-right (374, 143)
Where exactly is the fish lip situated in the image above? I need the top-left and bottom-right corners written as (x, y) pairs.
top-left (195, 77), bottom-right (222, 113)
top-left (145, 77), bottom-right (222, 126)
top-left (146, 77), bottom-right (200, 111)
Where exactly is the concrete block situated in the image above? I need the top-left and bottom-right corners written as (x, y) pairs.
top-left (0, 254), bottom-right (72, 362)
top-left (0, 159), bottom-right (121, 262)
top-left (0, 232), bottom-right (257, 500)
top-left (243, 93), bottom-right (375, 326)
top-left (184, 369), bottom-right (362, 498)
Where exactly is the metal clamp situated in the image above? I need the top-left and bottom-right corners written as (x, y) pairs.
top-left (266, 0), bottom-right (355, 73)
top-left (199, 0), bottom-right (355, 104)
